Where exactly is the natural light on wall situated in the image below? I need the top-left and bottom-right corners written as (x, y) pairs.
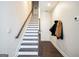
top-left (24, 1), bottom-right (31, 8)
top-left (23, 1), bottom-right (32, 18)
top-left (48, 3), bottom-right (51, 7)
top-left (53, 2), bottom-right (67, 20)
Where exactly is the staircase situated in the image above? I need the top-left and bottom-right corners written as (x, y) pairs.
top-left (17, 6), bottom-right (39, 57)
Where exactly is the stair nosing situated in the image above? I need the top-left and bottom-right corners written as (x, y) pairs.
top-left (26, 29), bottom-right (38, 30)
top-left (24, 35), bottom-right (38, 37)
top-left (21, 43), bottom-right (38, 45)
top-left (18, 55), bottom-right (38, 57)
top-left (19, 48), bottom-right (38, 52)
top-left (23, 39), bottom-right (39, 40)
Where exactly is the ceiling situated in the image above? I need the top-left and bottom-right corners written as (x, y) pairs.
top-left (39, 1), bottom-right (59, 12)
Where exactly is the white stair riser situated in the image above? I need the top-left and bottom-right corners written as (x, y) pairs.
top-left (27, 28), bottom-right (39, 29)
top-left (27, 28), bottom-right (38, 30)
top-left (20, 45), bottom-right (38, 48)
top-left (18, 52), bottom-right (38, 55)
top-left (22, 41), bottom-right (38, 43)
top-left (26, 29), bottom-right (38, 32)
top-left (27, 26), bottom-right (39, 28)
top-left (26, 31), bottom-right (38, 32)
top-left (24, 33), bottom-right (38, 35)
top-left (23, 37), bottom-right (39, 39)
top-left (28, 25), bottom-right (39, 26)
top-left (28, 24), bottom-right (39, 25)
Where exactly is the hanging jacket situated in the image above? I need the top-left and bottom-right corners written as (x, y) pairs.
top-left (55, 20), bottom-right (63, 39)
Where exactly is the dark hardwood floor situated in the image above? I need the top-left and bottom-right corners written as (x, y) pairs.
top-left (39, 41), bottom-right (63, 57)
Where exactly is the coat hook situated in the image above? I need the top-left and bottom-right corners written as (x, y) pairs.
top-left (74, 17), bottom-right (79, 21)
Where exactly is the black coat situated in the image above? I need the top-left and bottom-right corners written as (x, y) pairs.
top-left (49, 21), bottom-right (58, 36)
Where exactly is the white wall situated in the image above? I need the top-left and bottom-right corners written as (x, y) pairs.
top-left (40, 11), bottom-right (51, 41)
top-left (51, 1), bottom-right (79, 57)
top-left (0, 1), bottom-right (32, 57)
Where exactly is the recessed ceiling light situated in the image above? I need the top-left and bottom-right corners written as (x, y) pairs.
top-left (48, 3), bottom-right (51, 7)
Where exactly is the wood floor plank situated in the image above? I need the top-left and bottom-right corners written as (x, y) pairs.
top-left (39, 41), bottom-right (63, 57)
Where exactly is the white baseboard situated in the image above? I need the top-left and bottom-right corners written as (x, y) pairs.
top-left (50, 41), bottom-right (69, 57)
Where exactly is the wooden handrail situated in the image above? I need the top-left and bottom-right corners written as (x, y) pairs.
top-left (16, 9), bottom-right (33, 39)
